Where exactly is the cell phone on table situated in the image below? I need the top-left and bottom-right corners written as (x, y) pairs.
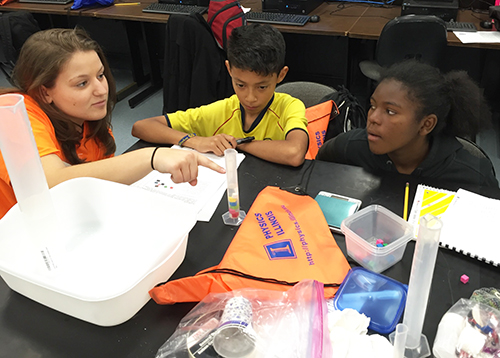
top-left (236, 136), bottom-right (255, 145)
top-left (314, 191), bottom-right (362, 234)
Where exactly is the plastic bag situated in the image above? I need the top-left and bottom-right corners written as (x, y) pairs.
top-left (155, 279), bottom-right (332, 358)
top-left (71, 0), bottom-right (113, 10)
top-left (471, 287), bottom-right (500, 311)
top-left (433, 298), bottom-right (500, 358)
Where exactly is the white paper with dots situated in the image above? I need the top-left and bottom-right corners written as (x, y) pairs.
top-left (132, 146), bottom-right (245, 222)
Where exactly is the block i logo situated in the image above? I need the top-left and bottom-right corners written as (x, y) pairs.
top-left (264, 239), bottom-right (297, 260)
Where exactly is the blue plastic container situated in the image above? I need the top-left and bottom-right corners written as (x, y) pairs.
top-left (334, 267), bottom-right (408, 334)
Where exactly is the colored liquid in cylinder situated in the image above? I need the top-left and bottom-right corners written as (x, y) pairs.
top-left (227, 188), bottom-right (239, 219)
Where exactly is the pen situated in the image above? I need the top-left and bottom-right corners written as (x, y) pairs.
top-left (114, 2), bottom-right (140, 5)
top-left (403, 182), bottom-right (409, 221)
top-left (236, 136), bottom-right (255, 145)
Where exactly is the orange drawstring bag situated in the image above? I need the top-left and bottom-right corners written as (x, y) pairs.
top-left (150, 185), bottom-right (351, 304)
top-left (305, 100), bottom-right (337, 160)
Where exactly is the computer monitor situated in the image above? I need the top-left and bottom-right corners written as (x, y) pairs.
top-left (262, 0), bottom-right (324, 15)
top-left (401, 0), bottom-right (459, 22)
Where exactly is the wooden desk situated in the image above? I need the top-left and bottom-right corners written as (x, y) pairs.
top-left (347, 4), bottom-right (500, 50)
top-left (93, 0), bottom-right (164, 22)
top-left (344, 4), bottom-right (500, 107)
top-left (1, 1), bottom-right (499, 103)
top-left (346, 5), bottom-right (400, 40)
top-left (451, 9), bottom-right (500, 50)
top-left (240, 0), bottom-right (365, 35)
top-left (91, 0), bottom-right (500, 94)
top-left (91, 0), bottom-right (364, 35)
top-left (0, 1), bottom-right (87, 16)
top-left (2, 1), bottom-right (499, 49)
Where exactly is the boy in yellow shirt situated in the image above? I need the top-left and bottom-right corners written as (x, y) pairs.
top-left (132, 24), bottom-right (308, 167)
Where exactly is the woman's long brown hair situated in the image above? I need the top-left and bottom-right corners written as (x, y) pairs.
top-left (1, 27), bottom-right (116, 164)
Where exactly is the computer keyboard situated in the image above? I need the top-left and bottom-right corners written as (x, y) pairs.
top-left (142, 3), bottom-right (208, 15)
top-left (245, 12), bottom-right (310, 26)
top-left (446, 21), bottom-right (477, 32)
top-left (18, 0), bottom-right (72, 4)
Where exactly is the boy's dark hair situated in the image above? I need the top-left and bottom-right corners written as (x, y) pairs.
top-left (379, 59), bottom-right (491, 139)
top-left (226, 24), bottom-right (285, 77)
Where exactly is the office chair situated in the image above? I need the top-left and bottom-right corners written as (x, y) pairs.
top-left (163, 14), bottom-right (233, 113)
top-left (0, 11), bottom-right (41, 85)
top-left (456, 136), bottom-right (497, 177)
top-left (275, 81), bottom-right (336, 107)
top-left (359, 14), bottom-right (448, 82)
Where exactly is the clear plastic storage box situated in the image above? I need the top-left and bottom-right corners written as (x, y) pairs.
top-left (341, 205), bottom-right (413, 273)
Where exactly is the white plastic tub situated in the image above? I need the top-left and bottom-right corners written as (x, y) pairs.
top-left (0, 177), bottom-right (196, 326)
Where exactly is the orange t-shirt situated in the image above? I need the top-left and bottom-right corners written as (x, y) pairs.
top-left (0, 95), bottom-right (114, 219)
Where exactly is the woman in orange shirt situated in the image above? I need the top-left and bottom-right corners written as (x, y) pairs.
top-left (0, 28), bottom-right (224, 218)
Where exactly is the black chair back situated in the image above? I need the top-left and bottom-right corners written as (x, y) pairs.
top-left (375, 14), bottom-right (447, 68)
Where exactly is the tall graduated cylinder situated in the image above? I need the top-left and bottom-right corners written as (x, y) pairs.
top-left (0, 94), bottom-right (58, 271)
top-left (401, 213), bottom-right (442, 358)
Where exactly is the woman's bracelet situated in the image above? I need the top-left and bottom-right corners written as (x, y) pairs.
top-left (151, 147), bottom-right (160, 171)
top-left (178, 133), bottom-right (196, 147)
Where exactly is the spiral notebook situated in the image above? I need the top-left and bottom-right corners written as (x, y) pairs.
top-left (438, 189), bottom-right (500, 266)
top-left (410, 185), bottom-right (500, 266)
top-left (408, 185), bottom-right (456, 238)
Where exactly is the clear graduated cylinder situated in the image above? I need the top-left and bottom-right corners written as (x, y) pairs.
top-left (0, 94), bottom-right (58, 271)
top-left (401, 213), bottom-right (442, 358)
top-left (222, 149), bottom-right (245, 226)
top-left (392, 323), bottom-right (409, 358)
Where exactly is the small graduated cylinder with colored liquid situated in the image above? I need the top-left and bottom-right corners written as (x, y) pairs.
top-left (227, 188), bottom-right (240, 219)
top-left (222, 149), bottom-right (246, 226)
